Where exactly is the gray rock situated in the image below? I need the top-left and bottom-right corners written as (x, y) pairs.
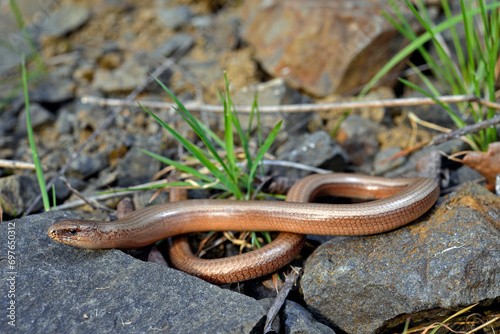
top-left (52, 176), bottom-right (88, 202)
top-left (40, 4), bottom-right (91, 37)
top-left (384, 138), bottom-right (469, 179)
top-left (68, 152), bottom-right (109, 179)
top-left (55, 106), bottom-right (77, 134)
top-left (414, 150), bottom-right (443, 184)
top-left (0, 45), bottom-right (24, 74)
top-left (0, 0), bottom-right (42, 74)
top-left (373, 146), bottom-right (405, 175)
top-left (257, 298), bottom-right (336, 333)
top-left (152, 33), bottom-right (195, 60)
top-left (453, 165), bottom-right (484, 186)
top-left (178, 58), bottom-right (219, 87)
top-left (30, 73), bottom-right (76, 103)
top-left (301, 183), bottom-right (500, 334)
top-left (92, 56), bottom-right (148, 93)
top-left (17, 103), bottom-right (55, 131)
top-left (283, 300), bottom-right (336, 334)
top-left (337, 115), bottom-right (380, 166)
top-left (0, 0), bottom-right (34, 37)
top-left (191, 15), bottom-right (213, 29)
top-left (38, 138), bottom-right (76, 172)
top-left (257, 298), bottom-right (280, 332)
top-left (157, 5), bottom-right (192, 29)
top-left (275, 131), bottom-right (348, 178)
top-left (232, 78), bottom-right (314, 133)
top-left (200, 14), bottom-right (240, 54)
top-left (0, 107), bottom-right (18, 136)
top-left (115, 133), bottom-right (162, 187)
top-left (0, 174), bottom-right (43, 216)
top-left (0, 211), bottom-right (267, 333)
top-left (73, 101), bottom-right (110, 133)
top-left (94, 0), bottom-right (133, 14)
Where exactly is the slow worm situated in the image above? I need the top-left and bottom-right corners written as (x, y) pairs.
top-left (48, 174), bottom-right (439, 284)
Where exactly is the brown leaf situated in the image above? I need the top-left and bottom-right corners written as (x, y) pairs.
top-left (460, 142), bottom-right (500, 192)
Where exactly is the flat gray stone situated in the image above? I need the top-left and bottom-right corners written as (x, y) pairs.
top-left (157, 5), bottom-right (192, 29)
top-left (17, 103), bottom-right (55, 131)
top-left (68, 152), bottom-right (109, 179)
top-left (115, 133), bottom-right (163, 187)
top-left (336, 115), bottom-right (380, 166)
top-left (29, 73), bottom-right (76, 103)
top-left (301, 183), bottom-right (500, 334)
top-left (0, 211), bottom-right (267, 333)
top-left (283, 300), bottom-right (336, 334)
top-left (40, 4), bottom-right (91, 37)
top-left (152, 33), bottom-right (195, 59)
top-left (92, 56), bottom-right (148, 93)
top-left (0, 45), bottom-right (24, 74)
top-left (0, 174), bottom-right (43, 216)
top-left (275, 131), bottom-right (348, 178)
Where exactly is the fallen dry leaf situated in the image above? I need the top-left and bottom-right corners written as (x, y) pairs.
top-left (453, 142), bottom-right (500, 192)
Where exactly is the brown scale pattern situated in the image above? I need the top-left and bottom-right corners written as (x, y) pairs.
top-left (48, 174), bottom-right (440, 283)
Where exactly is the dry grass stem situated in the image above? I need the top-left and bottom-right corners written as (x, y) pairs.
top-left (429, 114), bottom-right (500, 146)
top-left (264, 266), bottom-right (302, 333)
top-left (0, 159), bottom-right (37, 170)
top-left (81, 94), bottom-right (500, 114)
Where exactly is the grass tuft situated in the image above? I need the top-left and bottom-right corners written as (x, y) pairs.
top-left (362, 0), bottom-right (500, 151)
top-left (141, 73), bottom-right (282, 246)
top-left (22, 55), bottom-right (50, 212)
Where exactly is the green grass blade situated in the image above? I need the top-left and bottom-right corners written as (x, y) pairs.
top-left (22, 55), bottom-right (49, 211)
top-left (255, 97), bottom-right (263, 174)
top-left (139, 149), bottom-right (216, 183)
top-left (240, 94), bottom-right (260, 175)
top-left (460, 0), bottom-right (476, 74)
top-left (222, 74), bottom-right (253, 176)
top-left (387, 0), bottom-right (417, 38)
top-left (384, 2), bottom-right (436, 72)
top-left (251, 233), bottom-right (261, 248)
top-left (98, 180), bottom-right (226, 195)
top-left (52, 184), bottom-right (56, 209)
top-left (222, 75), bottom-right (237, 183)
top-left (404, 0), bottom-right (464, 92)
top-left (399, 77), bottom-right (464, 128)
top-left (360, 2), bottom-right (500, 97)
top-left (232, 102), bottom-right (252, 174)
top-left (10, 0), bottom-right (45, 73)
top-left (484, 3), bottom-right (499, 144)
top-left (245, 94), bottom-right (258, 141)
top-left (198, 121), bottom-right (225, 149)
top-left (441, 0), bottom-right (467, 77)
top-left (141, 104), bottom-right (241, 196)
top-left (153, 76), bottom-right (239, 191)
top-left (247, 121), bottom-right (282, 199)
top-left (402, 317), bottom-right (411, 334)
top-left (428, 303), bottom-right (478, 334)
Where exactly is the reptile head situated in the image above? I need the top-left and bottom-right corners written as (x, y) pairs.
top-left (47, 219), bottom-right (109, 249)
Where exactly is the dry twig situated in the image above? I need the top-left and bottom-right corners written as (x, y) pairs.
top-left (60, 176), bottom-right (113, 213)
top-left (0, 159), bottom-right (37, 170)
top-left (263, 266), bottom-right (302, 333)
top-left (429, 114), bottom-right (500, 146)
top-left (81, 94), bottom-right (500, 114)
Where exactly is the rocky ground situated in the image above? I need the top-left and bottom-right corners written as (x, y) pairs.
top-left (0, 0), bottom-right (499, 333)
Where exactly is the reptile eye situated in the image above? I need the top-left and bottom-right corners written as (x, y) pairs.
top-left (68, 228), bottom-right (77, 235)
